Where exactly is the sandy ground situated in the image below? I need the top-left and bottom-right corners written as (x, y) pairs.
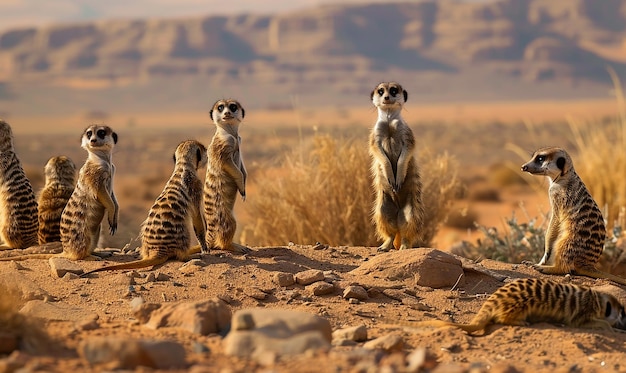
top-left (1, 242), bottom-right (626, 373)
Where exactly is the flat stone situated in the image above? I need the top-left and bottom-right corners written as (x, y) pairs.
top-left (332, 325), bottom-right (367, 342)
top-left (19, 300), bottom-right (97, 324)
top-left (0, 271), bottom-right (50, 301)
top-left (350, 249), bottom-right (464, 289)
top-left (295, 269), bottom-right (325, 285)
top-left (273, 272), bottom-right (295, 287)
top-left (343, 285), bottom-right (368, 301)
top-left (79, 337), bottom-right (186, 370)
top-left (48, 257), bottom-right (84, 278)
top-left (224, 308), bottom-right (332, 358)
top-left (363, 333), bottom-right (404, 352)
top-left (306, 281), bottom-right (335, 296)
top-left (145, 298), bottom-right (231, 335)
top-left (129, 297), bottom-right (161, 324)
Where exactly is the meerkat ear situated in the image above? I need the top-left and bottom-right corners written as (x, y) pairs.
top-left (403, 90), bottom-right (408, 103)
top-left (370, 89), bottom-right (375, 101)
top-left (172, 153), bottom-right (176, 163)
top-left (209, 110), bottom-right (214, 121)
top-left (606, 301), bottom-right (613, 318)
top-left (241, 107), bottom-right (245, 119)
top-left (112, 132), bottom-right (118, 144)
top-left (556, 157), bottom-right (566, 173)
top-left (196, 147), bottom-right (202, 164)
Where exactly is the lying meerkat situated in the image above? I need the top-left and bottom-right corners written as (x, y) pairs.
top-left (522, 146), bottom-right (626, 285)
top-left (0, 120), bottom-right (38, 249)
top-left (203, 99), bottom-right (250, 254)
top-left (368, 82), bottom-right (424, 252)
top-left (400, 278), bottom-right (626, 335)
top-left (81, 140), bottom-right (209, 275)
top-left (0, 125), bottom-right (118, 261)
top-left (37, 156), bottom-right (76, 244)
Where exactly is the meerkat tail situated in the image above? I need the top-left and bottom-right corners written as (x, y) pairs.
top-left (0, 253), bottom-right (58, 261)
top-left (575, 268), bottom-right (626, 286)
top-left (81, 256), bottom-right (170, 276)
top-left (393, 233), bottom-right (402, 250)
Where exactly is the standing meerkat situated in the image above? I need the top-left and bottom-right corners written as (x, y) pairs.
top-left (0, 125), bottom-right (119, 261)
top-left (521, 147), bottom-right (626, 285)
top-left (37, 156), bottom-right (76, 244)
top-left (82, 140), bottom-right (209, 275)
top-left (369, 82), bottom-right (424, 252)
top-left (203, 99), bottom-right (249, 254)
top-left (0, 120), bottom-right (38, 249)
top-left (399, 278), bottom-right (626, 335)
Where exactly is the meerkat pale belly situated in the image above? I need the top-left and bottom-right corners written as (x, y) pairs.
top-left (402, 278), bottom-right (626, 334)
top-left (203, 99), bottom-right (249, 254)
top-left (521, 147), bottom-right (626, 285)
top-left (37, 156), bottom-right (76, 244)
top-left (0, 120), bottom-right (39, 250)
top-left (368, 82), bottom-right (424, 252)
top-left (82, 140), bottom-right (209, 275)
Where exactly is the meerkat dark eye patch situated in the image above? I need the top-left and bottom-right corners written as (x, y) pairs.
top-left (228, 103), bottom-right (238, 112)
top-left (377, 88), bottom-right (384, 96)
top-left (390, 87), bottom-right (398, 96)
top-left (536, 155), bottom-right (545, 163)
top-left (217, 104), bottom-right (224, 112)
top-left (97, 129), bottom-right (106, 139)
top-left (86, 130), bottom-right (93, 138)
top-left (556, 157), bottom-right (566, 171)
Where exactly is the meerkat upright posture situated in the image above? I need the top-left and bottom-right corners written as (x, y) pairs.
top-left (403, 278), bottom-right (626, 335)
top-left (203, 99), bottom-right (249, 254)
top-left (82, 140), bottom-right (209, 275)
top-left (0, 120), bottom-right (38, 249)
top-left (0, 125), bottom-right (119, 261)
top-left (521, 147), bottom-right (626, 285)
top-left (369, 82), bottom-right (424, 252)
top-left (37, 156), bottom-right (76, 244)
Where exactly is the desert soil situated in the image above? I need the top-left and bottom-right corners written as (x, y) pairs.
top-left (1, 243), bottom-right (626, 373)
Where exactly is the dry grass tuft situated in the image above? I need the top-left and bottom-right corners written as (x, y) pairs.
top-left (243, 134), bottom-right (461, 247)
top-left (569, 69), bottom-right (626, 230)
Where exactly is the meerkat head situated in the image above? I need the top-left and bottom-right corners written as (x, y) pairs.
top-left (370, 82), bottom-right (408, 111)
top-left (44, 156), bottom-right (76, 183)
top-left (0, 120), bottom-right (15, 152)
top-left (598, 292), bottom-right (626, 328)
top-left (521, 147), bottom-right (573, 182)
top-left (81, 125), bottom-right (118, 153)
top-left (173, 140), bottom-right (208, 171)
top-left (210, 99), bottom-right (245, 126)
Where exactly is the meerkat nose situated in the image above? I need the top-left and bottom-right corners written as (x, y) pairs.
top-left (521, 165), bottom-right (528, 172)
top-left (384, 96), bottom-right (390, 100)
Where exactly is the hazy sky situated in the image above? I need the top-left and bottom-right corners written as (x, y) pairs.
top-left (0, 0), bottom-right (382, 31)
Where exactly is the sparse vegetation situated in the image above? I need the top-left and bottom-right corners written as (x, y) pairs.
top-left (243, 134), bottom-right (461, 247)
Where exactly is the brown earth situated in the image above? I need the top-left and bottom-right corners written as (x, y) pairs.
top-left (1, 244), bottom-right (626, 372)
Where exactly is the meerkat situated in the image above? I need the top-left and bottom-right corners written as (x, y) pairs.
top-left (37, 156), bottom-right (76, 244)
top-left (82, 140), bottom-right (209, 275)
top-left (369, 82), bottom-right (424, 252)
top-left (203, 99), bottom-right (249, 254)
top-left (0, 120), bottom-right (38, 249)
top-left (0, 125), bottom-right (119, 261)
top-left (521, 147), bottom-right (626, 285)
top-left (402, 278), bottom-right (626, 335)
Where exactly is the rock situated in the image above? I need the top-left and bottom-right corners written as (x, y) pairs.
top-left (245, 288), bottom-right (268, 300)
top-left (179, 259), bottom-right (206, 274)
top-left (20, 300), bottom-right (98, 324)
top-left (273, 272), bottom-right (295, 287)
top-left (382, 288), bottom-right (409, 301)
top-left (363, 334), bottom-right (404, 352)
top-left (332, 325), bottom-right (367, 342)
top-left (62, 272), bottom-right (79, 280)
top-left (224, 308), bottom-right (332, 359)
top-left (350, 249), bottom-right (464, 289)
top-left (155, 272), bottom-right (171, 282)
top-left (401, 297), bottom-right (431, 311)
top-left (48, 258), bottom-right (84, 278)
top-left (79, 337), bottom-right (186, 370)
top-left (0, 271), bottom-right (50, 301)
top-left (295, 269), bottom-right (325, 285)
top-left (130, 297), bottom-right (161, 324)
top-left (145, 298), bottom-right (231, 335)
top-left (306, 281), bottom-right (335, 296)
top-left (0, 333), bottom-right (17, 354)
top-left (343, 285), bottom-right (368, 301)
top-left (75, 318), bottom-right (100, 331)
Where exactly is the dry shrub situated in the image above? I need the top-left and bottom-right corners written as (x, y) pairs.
top-left (569, 69), bottom-right (626, 230)
top-left (244, 134), bottom-right (460, 247)
top-left (488, 162), bottom-right (527, 187)
top-left (445, 206), bottom-right (480, 230)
